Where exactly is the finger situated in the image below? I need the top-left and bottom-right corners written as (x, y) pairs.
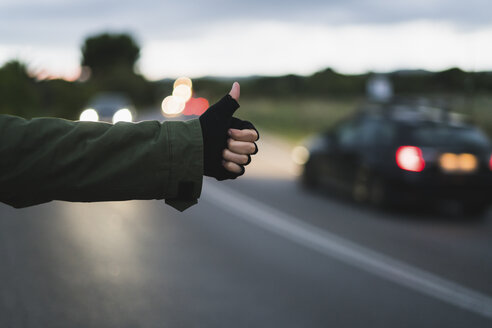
top-left (200, 87), bottom-right (239, 121)
top-left (227, 139), bottom-right (257, 155)
top-left (222, 160), bottom-right (244, 174)
top-left (228, 128), bottom-right (258, 142)
top-left (229, 82), bottom-right (240, 102)
top-left (223, 149), bottom-right (250, 165)
top-left (229, 118), bottom-right (260, 141)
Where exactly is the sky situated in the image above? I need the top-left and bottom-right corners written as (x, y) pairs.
top-left (0, 0), bottom-right (491, 80)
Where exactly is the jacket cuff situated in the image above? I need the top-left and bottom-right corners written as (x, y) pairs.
top-left (164, 119), bottom-right (203, 211)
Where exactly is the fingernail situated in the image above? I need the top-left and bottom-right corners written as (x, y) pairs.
top-left (228, 129), bottom-right (232, 135)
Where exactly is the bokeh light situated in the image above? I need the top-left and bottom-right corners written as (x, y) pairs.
top-left (112, 108), bottom-right (133, 123)
top-left (162, 96), bottom-right (186, 116)
top-left (439, 153), bottom-right (478, 172)
top-left (183, 97), bottom-right (209, 116)
top-left (172, 84), bottom-right (192, 102)
top-left (79, 108), bottom-right (99, 122)
top-left (459, 153), bottom-right (477, 172)
top-left (173, 77), bottom-right (192, 90)
top-left (292, 146), bottom-right (310, 165)
top-left (440, 153), bottom-right (458, 171)
top-left (162, 77), bottom-right (210, 116)
top-left (396, 146), bottom-right (425, 172)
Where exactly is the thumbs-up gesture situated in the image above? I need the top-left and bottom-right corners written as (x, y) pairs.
top-left (199, 82), bottom-right (259, 180)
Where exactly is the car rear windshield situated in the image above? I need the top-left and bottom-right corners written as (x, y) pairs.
top-left (412, 125), bottom-right (490, 148)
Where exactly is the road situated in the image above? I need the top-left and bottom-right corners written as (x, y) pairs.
top-left (1, 134), bottom-right (492, 328)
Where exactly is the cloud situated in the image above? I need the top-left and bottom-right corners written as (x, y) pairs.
top-left (1, 0), bottom-right (490, 78)
top-left (140, 20), bottom-right (492, 79)
top-left (0, 0), bottom-right (491, 46)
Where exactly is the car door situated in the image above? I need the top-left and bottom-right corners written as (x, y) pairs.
top-left (358, 118), bottom-right (397, 174)
top-left (330, 119), bottom-right (362, 191)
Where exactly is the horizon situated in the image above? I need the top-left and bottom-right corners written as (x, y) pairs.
top-left (6, 62), bottom-right (488, 84)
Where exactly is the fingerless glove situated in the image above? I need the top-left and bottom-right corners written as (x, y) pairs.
top-left (199, 94), bottom-right (259, 181)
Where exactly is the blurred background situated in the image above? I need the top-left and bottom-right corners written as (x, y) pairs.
top-left (1, 0), bottom-right (492, 327)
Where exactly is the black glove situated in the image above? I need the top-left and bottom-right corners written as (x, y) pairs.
top-left (199, 94), bottom-right (259, 181)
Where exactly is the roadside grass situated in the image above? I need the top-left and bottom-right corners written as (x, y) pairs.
top-left (457, 96), bottom-right (492, 137)
top-left (239, 97), bottom-right (360, 143)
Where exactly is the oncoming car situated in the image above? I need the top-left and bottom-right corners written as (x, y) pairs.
top-left (80, 93), bottom-right (136, 123)
top-left (300, 102), bottom-right (492, 216)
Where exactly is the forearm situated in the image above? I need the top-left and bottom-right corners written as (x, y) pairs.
top-left (0, 115), bottom-right (203, 210)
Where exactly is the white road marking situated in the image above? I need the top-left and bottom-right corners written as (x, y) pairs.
top-left (203, 182), bottom-right (492, 320)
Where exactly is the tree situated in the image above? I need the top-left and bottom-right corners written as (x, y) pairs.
top-left (80, 33), bottom-right (155, 106)
top-left (0, 61), bottom-right (40, 117)
top-left (81, 33), bottom-right (140, 77)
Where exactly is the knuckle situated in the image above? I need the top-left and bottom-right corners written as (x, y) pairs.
top-left (223, 161), bottom-right (232, 170)
top-left (225, 162), bottom-right (238, 173)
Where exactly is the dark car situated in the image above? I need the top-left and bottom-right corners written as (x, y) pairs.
top-left (301, 102), bottom-right (492, 216)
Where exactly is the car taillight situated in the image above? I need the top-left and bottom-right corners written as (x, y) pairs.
top-left (489, 155), bottom-right (492, 171)
top-left (396, 146), bottom-right (425, 172)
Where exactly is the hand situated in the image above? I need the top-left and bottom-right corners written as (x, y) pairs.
top-left (223, 126), bottom-right (259, 174)
top-left (199, 82), bottom-right (259, 180)
top-left (223, 82), bottom-right (259, 174)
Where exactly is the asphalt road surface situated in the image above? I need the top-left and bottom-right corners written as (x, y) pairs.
top-left (1, 135), bottom-right (492, 328)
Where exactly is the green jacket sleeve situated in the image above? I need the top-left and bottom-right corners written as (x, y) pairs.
top-left (0, 114), bottom-right (203, 211)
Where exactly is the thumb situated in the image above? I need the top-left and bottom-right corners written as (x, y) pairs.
top-left (200, 82), bottom-right (240, 122)
top-left (229, 82), bottom-right (240, 102)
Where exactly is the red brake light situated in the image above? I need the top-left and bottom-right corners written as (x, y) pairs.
top-left (396, 146), bottom-right (425, 172)
top-left (489, 155), bottom-right (492, 171)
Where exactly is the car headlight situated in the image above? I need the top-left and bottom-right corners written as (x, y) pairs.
top-left (112, 108), bottom-right (133, 123)
top-left (79, 109), bottom-right (99, 122)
